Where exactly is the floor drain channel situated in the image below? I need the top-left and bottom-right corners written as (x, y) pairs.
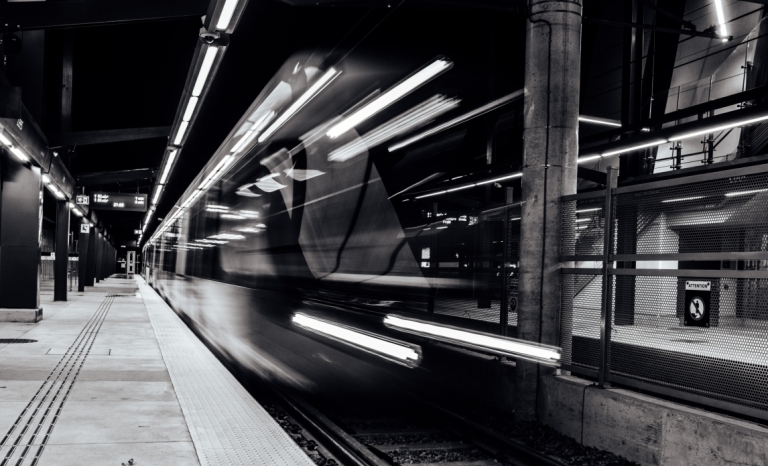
top-left (0, 339), bottom-right (37, 344)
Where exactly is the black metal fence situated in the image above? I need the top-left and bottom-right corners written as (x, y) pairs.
top-left (560, 163), bottom-right (768, 421)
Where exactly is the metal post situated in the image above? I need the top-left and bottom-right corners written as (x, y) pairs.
top-left (598, 167), bottom-right (618, 387)
top-left (54, 199), bottom-right (69, 301)
top-left (500, 205), bottom-right (510, 336)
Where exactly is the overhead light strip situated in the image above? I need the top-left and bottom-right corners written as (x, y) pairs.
top-left (578, 115), bottom-right (622, 127)
top-left (158, 150), bottom-right (178, 185)
top-left (216, 0), bottom-right (240, 30)
top-left (414, 172), bottom-right (522, 199)
top-left (192, 46), bottom-right (219, 97)
top-left (327, 58), bottom-right (453, 139)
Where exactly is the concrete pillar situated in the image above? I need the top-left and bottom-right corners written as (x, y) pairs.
top-left (0, 159), bottom-right (43, 321)
top-left (516, 0), bottom-right (581, 421)
top-left (77, 221), bottom-right (91, 292)
top-left (95, 231), bottom-right (103, 283)
top-left (85, 226), bottom-right (96, 287)
top-left (54, 199), bottom-right (69, 301)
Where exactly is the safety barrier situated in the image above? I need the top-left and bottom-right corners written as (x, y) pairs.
top-left (560, 162), bottom-right (768, 421)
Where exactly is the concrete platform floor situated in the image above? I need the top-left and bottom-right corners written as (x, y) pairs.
top-left (0, 276), bottom-right (313, 466)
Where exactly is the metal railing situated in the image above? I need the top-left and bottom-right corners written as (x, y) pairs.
top-left (560, 163), bottom-right (768, 421)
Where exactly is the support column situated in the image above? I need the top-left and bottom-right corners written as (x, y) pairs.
top-left (517, 0), bottom-right (581, 421)
top-left (0, 161), bottom-right (43, 321)
top-left (77, 221), bottom-right (91, 292)
top-left (95, 231), bottom-right (103, 283)
top-left (54, 199), bottom-right (69, 301)
top-left (85, 226), bottom-right (96, 287)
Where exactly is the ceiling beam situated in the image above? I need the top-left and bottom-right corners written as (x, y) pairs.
top-left (76, 168), bottom-right (158, 186)
top-left (48, 126), bottom-right (171, 147)
top-left (0, 0), bottom-right (209, 31)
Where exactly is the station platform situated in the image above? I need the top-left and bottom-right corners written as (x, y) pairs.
top-left (0, 276), bottom-right (313, 466)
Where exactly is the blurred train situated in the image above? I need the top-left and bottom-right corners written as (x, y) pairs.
top-left (142, 52), bottom-right (553, 402)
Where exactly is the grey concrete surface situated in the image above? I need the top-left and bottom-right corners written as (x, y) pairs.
top-left (540, 375), bottom-right (768, 466)
top-left (0, 276), bottom-right (313, 466)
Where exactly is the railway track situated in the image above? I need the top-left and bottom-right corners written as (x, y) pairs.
top-left (263, 387), bottom-right (569, 466)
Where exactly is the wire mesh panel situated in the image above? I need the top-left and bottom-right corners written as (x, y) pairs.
top-left (609, 274), bottom-right (768, 412)
top-left (561, 196), bottom-right (605, 258)
top-left (560, 273), bottom-right (603, 371)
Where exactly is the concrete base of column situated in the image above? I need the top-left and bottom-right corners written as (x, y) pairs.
top-left (0, 308), bottom-right (42, 322)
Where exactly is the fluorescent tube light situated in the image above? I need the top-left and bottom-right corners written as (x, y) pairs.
top-left (662, 196), bottom-right (705, 203)
top-left (714, 0), bottom-right (728, 42)
top-left (725, 188), bottom-right (768, 197)
top-left (575, 218), bottom-right (591, 223)
top-left (475, 173), bottom-right (522, 185)
top-left (152, 187), bottom-right (163, 205)
top-left (602, 139), bottom-right (667, 157)
top-left (183, 97), bottom-right (199, 122)
top-left (11, 146), bottom-right (29, 162)
top-left (327, 59), bottom-right (453, 139)
top-left (220, 214), bottom-right (245, 219)
top-left (384, 315), bottom-right (560, 364)
top-left (389, 90), bottom-right (522, 152)
top-left (576, 207), bottom-right (601, 213)
top-left (415, 190), bottom-right (447, 199)
top-left (159, 150), bottom-right (177, 185)
top-left (42, 174), bottom-right (51, 184)
top-left (192, 46), bottom-right (218, 97)
top-left (199, 155), bottom-right (234, 191)
top-left (577, 155), bottom-right (602, 164)
top-left (174, 121), bottom-right (189, 145)
top-left (414, 172), bottom-right (522, 199)
top-left (258, 68), bottom-right (340, 143)
top-left (669, 114), bottom-right (768, 142)
top-left (578, 115), bottom-right (622, 127)
top-left (216, 0), bottom-right (239, 30)
top-left (293, 313), bottom-right (420, 364)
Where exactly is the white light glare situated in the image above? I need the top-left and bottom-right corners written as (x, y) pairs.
top-left (714, 0), bottom-right (728, 42)
top-left (328, 95), bottom-right (460, 162)
top-left (415, 172), bottom-right (521, 199)
top-left (216, 0), bottom-right (239, 30)
top-left (577, 155), bottom-right (602, 164)
top-left (11, 146), bottom-right (29, 162)
top-left (576, 207), bottom-right (601, 214)
top-left (159, 150), bottom-right (178, 185)
top-left (662, 196), bottom-right (705, 203)
top-left (220, 214), bottom-right (245, 220)
top-left (174, 121), bottom-right (189, 145)
top-left (389, 90), bottom-right (523, 152)
top-left (0, 130), bottom-right (11, 146)
top-left (328, 59), bottom-right (453, 139)
top-left (199, 155), bottom-right (234, 190)
top-left (578, 116), bottom-right (622, 127)
top-left (293, 313), bottom-right (419, 363)
top-left (152, 186), bottom-right (163, 205)
top-left (259, 68), bottom-right (340, 143)
top-left (385, 315), bottom-right (560, 364)
top-left (192, 46), bottom-right (219, 97)
top-left (602, 139), bottom-right (668, 157)
top-left (42, 174), bottom-right (51, 184)
top-left (669, 114), bottom-right (768, 141)
top-left (183, 97), bottom-right (199, 122)
top-left (725, 188), bottom-right (768, 197)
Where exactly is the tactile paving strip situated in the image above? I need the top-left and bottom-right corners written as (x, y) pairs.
top-left (137, 278), bottom-right (314, 466)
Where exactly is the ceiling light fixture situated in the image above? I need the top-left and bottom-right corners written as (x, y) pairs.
top-left (414, 172), bottom-right (522, 199)
top-left (216, 0), bottom-right (239, 30)
top-left (714, 0), bottom-right (728, 42)
top-left (159, 150), bottom-right (178, 185)
top-left (183, 97), bottom-right (199, 122)
top-left (602, 139), bottom-right (668, 157)
top-left (192, 46), bottom-right (219, 97)
top-left (669, 114), bottom-right (768, 142)
top-left (327, 59), bottom-right (453, 139)
top-left (173, 121), bottom-right (189, 145)
top-left (661, 196), bottom-right (705, 203)
top-left (578, 115), bottom-right (622, 127)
